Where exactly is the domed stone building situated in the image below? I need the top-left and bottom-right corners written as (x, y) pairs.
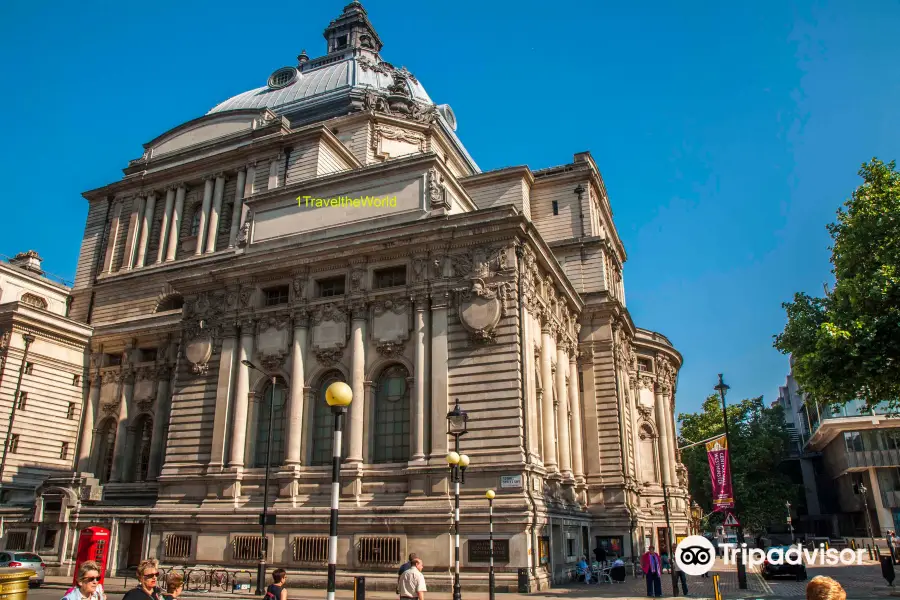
top-left (23, 1), bottom-right (688, 590)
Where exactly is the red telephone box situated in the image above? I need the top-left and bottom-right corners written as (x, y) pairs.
top-left (72, 526), bottom-right (111, 586)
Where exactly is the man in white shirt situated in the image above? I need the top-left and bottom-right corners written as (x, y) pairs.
top-left (397, 558), bottom-right (427, 600)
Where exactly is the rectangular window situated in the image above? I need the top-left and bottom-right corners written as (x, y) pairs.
top-left (264, 285), bottom-right (290, 306)
top-left (7, 532), bottom-right (26, 550)
top-left (357, 536), bottom-right (401, 565)
top-left (60, 442), bottom-right (69, 460)
top-left (566, 538), bottom-right (575, 557)
top-left (72, 374), bottom-right (81, 387)
top-left (552, 200), bottom-right (559, 215)
top-left (9, 435), bottom-right (19, 453)
top-left (844, 431), bottom-right (864, 453)
top-left (24, 362), bottom-right (33, 375)
top-left (373, 266), bottom-right (406, 289)
top-left (106, 354), bottom-right (121, 367)
top-left (317, 276), bottom-right (345, 298)
top-left (42, 529), bottom-right (58, 549)
top-left (165, 534), bottom-right (192, 559)
top-left (141, 348), bottom-right (157, 363)
top-left (16, 392), bottom-right (26, 410)
top-left (67, 403), bottom-right (76, 420)
top-left (637, 358), bottom-right (653, 372)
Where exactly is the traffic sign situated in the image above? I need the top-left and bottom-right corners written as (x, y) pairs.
top-left (723, 512), bottom-right (740, 527)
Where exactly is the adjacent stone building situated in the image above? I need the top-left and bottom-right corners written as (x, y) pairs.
top-left (21, 1), bottom-right (688, 588)
top-left (0, 251), bottom-right (92, 551)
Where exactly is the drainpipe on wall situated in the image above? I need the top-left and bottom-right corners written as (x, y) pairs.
top-left (574, 185), bottom-right (586, 239)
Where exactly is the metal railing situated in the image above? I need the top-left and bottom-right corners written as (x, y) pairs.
top-left (125, 567), bottom-right (255, 594)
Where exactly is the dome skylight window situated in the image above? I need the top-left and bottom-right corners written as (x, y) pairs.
top-left (268, 67), bottom-right (298, 90)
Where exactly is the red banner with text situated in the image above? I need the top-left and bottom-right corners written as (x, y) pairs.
top-left (706, 435), bottom-right (734, 512)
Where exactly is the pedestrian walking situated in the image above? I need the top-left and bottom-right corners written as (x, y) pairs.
top-left (161, 572), bottom-right (184, 600)
top-left (675, 567), bottom-right (689, 595)
top-left (397, 558), bottom-right (427, 600)
top-left (122, 559), bottom-right (162, 600)
top-left (397, 553), bottom-right (418, 593)
top-left (594, 544), bottom-right (607, 566)
top-left (62, 561), bottom-right (105, 600)
top-left (641, 545), bottom-right (663, 598)
top-left (806, 575), bottom-right (846, 600)
top-left (263, 569), bottom-right (288, 600)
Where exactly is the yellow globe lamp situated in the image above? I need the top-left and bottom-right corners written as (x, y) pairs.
top-left (446, 451), bottom-right (460, 465)
top-left (459, 454), bottom-right (470, 468)
top-left (485, 489), bottom-right (495, 500)
top-left (325, 381), bottom-right (352, 408)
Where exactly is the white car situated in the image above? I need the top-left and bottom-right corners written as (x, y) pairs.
top-left (0, 551), bottom-right (45, 587)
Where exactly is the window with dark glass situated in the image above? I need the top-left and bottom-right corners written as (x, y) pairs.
top-left (9, 435), bottom-right (19, 453)
top-left (318, 276), bottom-right (345, 298)
top-left (16, 392), bottom-right (26, 410)
top-left (72, 374), bottom-right (80, 387)
top-left (264, 286), bottom-right (290, 306)
top-left (190, 210), bottom-right (201, 236)
top-left (552, 201), bottom-right (559, 215)
top-left (137, 417), bottom-right (153, 481)
top-left (67, 403), bottom-right (76, 420)
top-left (96, 420), bottom-right (116, 484)
top-left (106, 354), bottom-right (121, 367)
top-left (60, 442), bottom-right (69, 460)
top-left (24, 362), bottom-right (33, 375)
top-left (373, 365), bottom-right (410, 463)
top-left (844, 431), bottom-right (864, 453)
top-left (254, 379), bottom-right (287, 468)
top-left (311, 371), bottom-right (346, 466)
top-left (373, 266), bottom-right (406, 289)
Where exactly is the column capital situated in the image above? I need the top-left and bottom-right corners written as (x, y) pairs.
top-left (292, 309), bottom-right (310, 328)
top-left (221, 319), bottom-right (239, 339)
top-left (203, 175), bottom-right (215, 182)
top-left (240, 316), bottom-right (257, 332)
top-left (430, 290), bottom-right (450, 309)
top-left (166, 185), bottom-right (178, 193)
top-left (214, 172), bottom-right (226, 180)
top-left (349, 300), bottom-right (368, 321)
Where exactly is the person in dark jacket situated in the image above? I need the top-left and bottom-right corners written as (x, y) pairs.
top-left (122, 560), bottom-right (162, 600)
top-left (593, 545), bottom-right (607, 565)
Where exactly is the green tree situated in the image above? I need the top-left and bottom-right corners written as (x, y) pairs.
top-left (679, 394), bottom-right (798, 533)
top-left (774, 158), bottom-right (900, 409)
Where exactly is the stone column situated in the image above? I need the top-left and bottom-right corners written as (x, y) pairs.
top-left (411, 298), bottom-right (427, 463)
top-left (522, 308), bottom-right (540, 462)
top-left (102, 201), bottom-right (123, 274)
top-left (285, 311), bottom-right (308, 466)
top-left (209, 322), bottom-right (238, 471)
top-left (429, 291), bottom-right (449, 460)
top-left (568, 353), bottom-right (585, 481)
top-left (146, 367), bottom-right (172, 479)
top-left (556, 342), bottom-right (573, 479)
top-left (77, 371), bottom-right (101, 472)
top-left (121, 197), bottom-right (145, 270)
top-left (347, 304), bottom-right (366, 464)
top-left (195, 177), bottom-right (214, 256)
top-left (165, 186), bottom-right (185, 262)
top-left (654, 385), bottom-right (672, 486)
top-left (663, 391), bottom-right (678, 487)
top-left (229, 318), bottom-right (256, 468)
top-left (109, 370), bottom-right (135, 482)
top-left (267, 157), bottom-right (280, 189)
top-left (135, 192), bottom-right (156, 268)
top-left (868, 467), bottom-right (894, 533)
top-left (205, 174), bottom-right (225, 254)
top-left (156, 188), bottom-right (175, 264)
top-left (228, 169), bottom-right (247, 248)
top-left (540, 325), bottom-right (558, 471)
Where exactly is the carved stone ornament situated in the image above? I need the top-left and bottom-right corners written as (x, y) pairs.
top-left (639, 374), bottom-right (655, 391)
top-left (427, 168), bottom-right (449, 210)
top-left (371, 124), bottom-right (426, 159)
top-left (314, 346), bottom-right (344, 367)
top-left (454, 278), bottom-right (512, 345)
top-left (362, 90), bottom-right (436, 124)
top-left (259, 351), bottom-right (288, 372)
top-left (376, 340), bottom-right (405, 358)
top-left (236, 212), bottom-right (253, 247)
top-left (100, 402), bottom-right (118, 418)
top-left (185, 319), bottom-right (215, 377)
top-left (239, 286), bottom-right (254, 309)
top-left (291, 276), bottom-right (307, 304)
top-left (136, 398), bottom-right (154, 414)
top-left (656, 353), bottom-right (677, 394)
top-left (350, 268), bottom-right (366, 292)
top-left (312, 303), bottom-right (347, 325)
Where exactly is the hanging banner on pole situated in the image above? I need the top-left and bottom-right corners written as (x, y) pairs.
top-left (706, 435), bottom-right (734, 512)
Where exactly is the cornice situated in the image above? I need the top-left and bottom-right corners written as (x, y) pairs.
top-left (458, 165), bottom-right (534, 188)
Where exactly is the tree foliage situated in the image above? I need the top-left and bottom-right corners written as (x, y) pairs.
top-left (679, 395), bottom-right (798, 533)
top-left (774, 158), bottom-right (900, 408)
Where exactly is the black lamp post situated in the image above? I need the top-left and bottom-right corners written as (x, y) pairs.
top-left (786, 501), bottom-right (794, 542)
top-left (714, 374), bottom-right (747, 590)
top-left (324, 380), bottom-right (352, 600)
top-left (242, 359), bottom-right (278, 595)
top-left (661, 485), bottom-right (679, 597)
top-left (0, 333), bottom-right (35, 495)
top-left (447, 398), bottom-right (469, 600)
top-left (486, 489), bottom-right (496, 600)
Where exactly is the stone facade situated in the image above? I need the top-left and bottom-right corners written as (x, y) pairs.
top-left (17, 1), bottom-right (688, 590)
top-left (0, 251), bottom-right (92, 553)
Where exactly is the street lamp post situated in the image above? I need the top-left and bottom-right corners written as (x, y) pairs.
top-left (714, 374), bottom-right (747, 590)
top-left (486, 490), bottom-right (496, 600)
top-left (242, 360), bottom-right (278, 595)
top-left (690, 502), bottom-right (703, 536)
top-left (324, 380), bottom-right (352, 600)
top-left (447, 399), bottom-right (469, 600)
top-left (0, 333), bottom-right (35, 493)
top-left (786, 501), bottom-right (794, 543)
top-left (859, 483), bottom-right (877, 558)
top-left (660, 485), bottom-right (680, 597)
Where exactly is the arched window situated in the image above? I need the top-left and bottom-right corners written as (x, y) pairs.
top-left (373, 365), bottom-right (410, 464)
top-left (21, 293), bottom-right (48, 310)
top-left (134, 416), bottom-right (153, 482)
top-left (639, 423), bottom-right (658, 484)
top-left (310, 371), bottom-right (346, 466)
top-left (254, 378), bottom-right (287, 468)
top-left (190, 210), bottom-right (202, 236)
top-left (95, 419), bottom-right (117, 485)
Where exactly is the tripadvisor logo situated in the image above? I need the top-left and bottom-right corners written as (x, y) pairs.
top-left (674, 536), bottom-right (865, 576)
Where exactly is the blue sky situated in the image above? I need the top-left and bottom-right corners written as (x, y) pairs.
top-left (1, 1), bottom-right (898, 418)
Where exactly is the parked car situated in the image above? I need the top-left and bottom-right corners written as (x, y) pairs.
top-left (0, 551), bottom-right (45, 587)
top-left (761, 546), bottom-right (807, 581)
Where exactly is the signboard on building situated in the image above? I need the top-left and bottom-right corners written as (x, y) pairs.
top-left (468, 539), bottom-right (510, 563)
top-left (500, 475), bottom-right (523, 489)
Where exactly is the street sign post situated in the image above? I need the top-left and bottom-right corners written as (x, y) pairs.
top-left (723, 512), bottom-right (740, 528)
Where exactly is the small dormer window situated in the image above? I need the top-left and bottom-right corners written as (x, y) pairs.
top-left (267, 67), bottom-right (298, 90)
top-left (336, 35), bottom-right (349, 49)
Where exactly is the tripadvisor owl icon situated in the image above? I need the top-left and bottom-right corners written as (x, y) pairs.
top-left (675, 535), bottom-right (716, 576)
